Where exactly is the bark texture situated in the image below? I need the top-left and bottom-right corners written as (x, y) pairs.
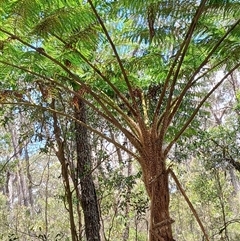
top-left (75, 97), bottom-right (101, 241)
top-left (140, 136), bottom-right (174, 241)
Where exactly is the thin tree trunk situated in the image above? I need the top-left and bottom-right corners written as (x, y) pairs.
top-left (122, 160), bottom-right (132, 241)
top-left (16, 163), bottom-right (28, 206)
top-left (9, 125), bottom-right (29, 207)
top-left (51, 99), bottom-right (77, 241)
top-left (24, 146), bottom-right (34, 207)
top-left (229, 167), bottom-right (240, 194)
top-left (44, 161), bottom-right (50, 238)
top-left (71, 162), bottom-right (83, 240)
top-left (74, 97), bottom-right (101, 241)
top-left (215, 170), bottom-right (229, 241)
top-left (5, 170), bottom-right (15, 209)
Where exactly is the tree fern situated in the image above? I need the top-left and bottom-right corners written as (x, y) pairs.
top-left (1, 1), bottom-right (240, 240)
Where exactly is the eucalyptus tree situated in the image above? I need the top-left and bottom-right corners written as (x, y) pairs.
top-left (0, 106), bottom-right (34, 210)
top-left (0, 0), bottom-right (240, 241)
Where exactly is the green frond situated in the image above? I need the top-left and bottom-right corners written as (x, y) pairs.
top-left (206, 0), bottom-right (240, 17)
top-left (9, 0), bottom-right (42, 32)
top-left (31, 4), bottom-right (99, 55)
top-left (32, 5), bottom-right (96, 36)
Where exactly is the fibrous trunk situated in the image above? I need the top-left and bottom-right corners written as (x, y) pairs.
top-left (140, 139), bottom-right (174, 241)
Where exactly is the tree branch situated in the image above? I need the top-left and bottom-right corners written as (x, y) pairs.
top-left (0, 101), bottom-right (139, 159)
top-left (165, 18), bottom-right (240, 129)
top-left (52, 33), bottom-right (136, 117)
top-left (165, 62), bottom-right (240, 154)
top-left (168, 168), bottom-right (210, 241)
top-left (0, 59), bottom-right (142, 143)
top-left (87, 0), bottom-right (146, 132)
top-left (153, 0), bottom-right (207, 125)
top-left (153, 0), bottom-right (208, 146)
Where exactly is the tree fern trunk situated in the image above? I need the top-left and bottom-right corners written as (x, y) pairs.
top-left (140, 142), bottom-right (174, 241)
top-left (148, 171), bottom-right (174, 241)
top-left (74, 97), bottom-right (101, 241)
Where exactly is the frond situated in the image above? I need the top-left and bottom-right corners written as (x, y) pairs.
top-left (8, 0), bottom-right (41, 33)
top-left (32, 4), bottom-right (99, 56)
top-left (32, 6), bottom-right (96, 37)
top-left (113, 0), bottom-right (199, 45)
top-left (206, 0), bottom-right (240, 18)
